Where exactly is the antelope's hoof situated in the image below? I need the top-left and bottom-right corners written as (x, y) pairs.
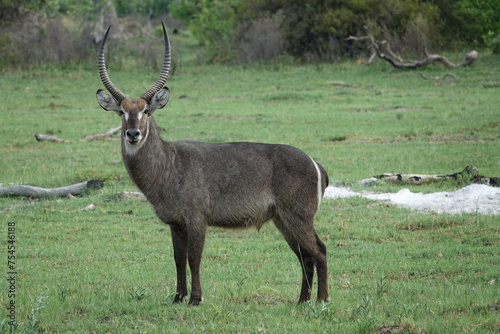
top-left (188, 296), bottom-right (203, 306)
top-left (173, 293), bottom-right (188, 304)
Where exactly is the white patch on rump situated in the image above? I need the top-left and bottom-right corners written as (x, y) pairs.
top-left (310, 157), bottom-right (323, 209)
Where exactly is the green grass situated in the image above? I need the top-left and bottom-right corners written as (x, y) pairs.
top-left (0, 51), bottom-right (499, 333)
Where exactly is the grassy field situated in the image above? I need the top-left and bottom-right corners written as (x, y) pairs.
top-left (0, 47), bottom-right (499, 333)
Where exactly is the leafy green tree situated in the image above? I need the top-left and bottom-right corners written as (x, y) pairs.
top-left (171, 0), bottom-right (241, 61)
top-left (114, 0), bottom-right (171, 17)
top-left (428, 0), bottom-right (499, 51)
top-left (0, 0), bottom-right (42, 17)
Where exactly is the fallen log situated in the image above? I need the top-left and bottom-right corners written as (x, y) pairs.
top-left (0, 180), bottom-right (104, 198)
top-left (373, 165), bottom-right (479, 185)
top-left (35, 125), bottom-right (121, 143)
top-left (472, 176), bottom-right (500, 187)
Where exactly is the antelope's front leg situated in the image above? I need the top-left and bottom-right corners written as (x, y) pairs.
top-left (187, 223), bottom-right (207, 305)
top-left (170, 225), bottom-right (188, 303)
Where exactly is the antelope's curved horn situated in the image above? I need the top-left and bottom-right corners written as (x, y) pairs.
top-left (98, 26), bottom-right (127, 104)
top-left (140, 22), bottom-right (171, 103)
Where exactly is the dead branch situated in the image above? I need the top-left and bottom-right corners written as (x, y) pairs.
top-left (420, 73), bottom-right (458, 80)
top-left (80, 125), bottom-right (122, 142)
top-left (48, 203), bottom-right (96, 213)
top-left (0, 200), bottom-right (40, 213)
top-left (35, 134), bottom-right (66, 142)
top-left (347, 27), bottom-right (478, 69)
top-left (0, 180), bottom-right (104, 198)
top-left (120, 191), bottom-right (147, 201)
top-left (107, 209), bottom-right (134, 214)
top-left (35, 125), bottom-right (121, 143)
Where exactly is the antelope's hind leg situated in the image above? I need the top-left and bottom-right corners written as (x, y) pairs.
top-left (274, 216), bottom-right (329, 303)
top-left (314, 232), bottom-right (329, 302)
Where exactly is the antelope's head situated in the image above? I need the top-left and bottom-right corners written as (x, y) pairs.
top-left (96, 23), bottom-right (171, 150)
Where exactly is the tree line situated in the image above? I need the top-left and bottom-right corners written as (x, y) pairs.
top-left (0, 0), bottom-right (498, 68)
top-left (172, 0), bottom-right (499, 61)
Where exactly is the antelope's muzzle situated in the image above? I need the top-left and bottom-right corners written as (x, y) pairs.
top-left (126, 128), bottom-right (141, 144)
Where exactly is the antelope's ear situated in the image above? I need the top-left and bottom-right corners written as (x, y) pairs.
top-left (149, 87), bottom-right (170, 114)
top-left (96, 89), bottom-right (122, 115)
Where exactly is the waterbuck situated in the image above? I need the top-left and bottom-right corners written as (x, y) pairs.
top-left (96, 23), bottom-right (329, 305)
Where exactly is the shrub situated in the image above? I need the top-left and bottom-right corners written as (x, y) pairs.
top-left (171, 0), bottom-right (240, 62)
top-left (426, 0), bottom-right (499, 51)
top-left (235, 11), bottom-right (286, 63)
top-left (0, 9), bottom-right (95, 69)
top-left (236, 0), bottom-right (442, 61)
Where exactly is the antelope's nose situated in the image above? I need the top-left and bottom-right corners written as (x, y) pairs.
top-left (126, 129), bottom-right (141, 141)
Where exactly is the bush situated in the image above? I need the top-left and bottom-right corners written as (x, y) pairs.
top-left (484, 31), bottom-right (500, 54)
top-left (0, 9), bottom-right (95, 69)
top-left (171, 0), bottom-right (240, 62)
top-left (169, 0), bottom-right (496, 63)
top-left (235, 12), bottom-right (286, 63)
top-left (426, 0), bottom-right (500, 51)
top-left (235, 0), bottom-right (442, 62)
top-left (0, 6), bottom-right (174, 70)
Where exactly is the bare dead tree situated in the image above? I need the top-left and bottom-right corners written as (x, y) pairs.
top-left (347, 26), bottom-right (478, 69)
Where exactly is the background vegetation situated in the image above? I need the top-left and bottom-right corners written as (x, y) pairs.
top-left (0, 0), bottom-right (499, 68)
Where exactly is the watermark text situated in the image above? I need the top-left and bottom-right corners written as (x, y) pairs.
top-left (7, 222), bottom-right (16, 326)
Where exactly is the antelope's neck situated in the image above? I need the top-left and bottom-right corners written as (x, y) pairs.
top-left (121, 117), bottom-right (172, 194)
